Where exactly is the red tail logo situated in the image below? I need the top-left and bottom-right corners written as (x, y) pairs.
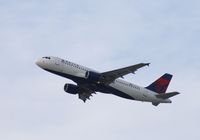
top-left (146, 74), bottom-right (173, 94)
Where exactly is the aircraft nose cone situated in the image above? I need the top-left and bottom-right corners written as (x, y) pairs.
top-left (35, 59), bottom-right (42, 67)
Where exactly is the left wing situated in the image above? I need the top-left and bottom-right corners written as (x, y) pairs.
top-left (77, 84), bottom-right (96, 102)
top-left (100, 63), bottom-right (150, 84)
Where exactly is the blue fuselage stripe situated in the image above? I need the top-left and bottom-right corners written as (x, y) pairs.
top-left (44, 68), bottom-right (135, 100)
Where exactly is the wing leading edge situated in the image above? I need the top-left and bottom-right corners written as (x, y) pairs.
top-left (100, 63), bottom-right (150, 84)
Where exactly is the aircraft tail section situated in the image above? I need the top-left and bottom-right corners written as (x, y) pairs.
top-left (156, 92), bottom-right (180, 99)
top-left (146, 73), bottom-right (173, 94)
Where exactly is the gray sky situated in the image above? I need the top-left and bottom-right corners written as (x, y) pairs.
top-left (0, 0), bottom-right (200, 140)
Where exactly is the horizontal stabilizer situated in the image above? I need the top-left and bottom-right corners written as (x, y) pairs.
top-left (156, 92), bottom-right (180, 99)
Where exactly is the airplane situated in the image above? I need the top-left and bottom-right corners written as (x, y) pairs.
top-left (36, 56), bottom-right (180, 106)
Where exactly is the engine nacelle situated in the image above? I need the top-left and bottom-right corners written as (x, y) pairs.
top-left (85, 71), bottom-right (101, 83)
top-left (64, 84), bottom-right (79, 94)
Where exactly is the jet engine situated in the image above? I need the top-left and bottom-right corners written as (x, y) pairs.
top-left (64, 84), bottom-right (79, 94)
top-left (85, 71), bottom-right (101, 83)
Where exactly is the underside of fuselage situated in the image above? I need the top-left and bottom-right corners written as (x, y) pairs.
top-left (43, 68), bottom-right (135, 100)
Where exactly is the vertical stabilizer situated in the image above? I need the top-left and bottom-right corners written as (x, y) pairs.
top-left (146, 73), bottom-right (172, 94)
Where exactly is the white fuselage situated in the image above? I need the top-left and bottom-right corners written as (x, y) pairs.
top-left (36, 56), bottom-right (171, 104)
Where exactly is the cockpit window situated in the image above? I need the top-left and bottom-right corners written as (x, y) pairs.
top-left (42, 57), bottom-right (51, 59)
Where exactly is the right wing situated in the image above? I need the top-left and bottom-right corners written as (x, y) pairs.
top-left (100, 63), bottom-right (150, 84)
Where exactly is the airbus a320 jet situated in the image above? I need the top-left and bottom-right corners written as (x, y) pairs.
top-left (36, 56), bottom-right (180, 106)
